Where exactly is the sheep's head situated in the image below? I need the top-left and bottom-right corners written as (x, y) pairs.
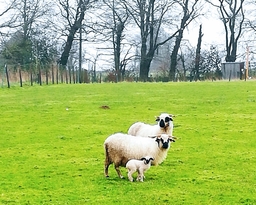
top-left (156, 113), bottom-right (174, 129)
top-left (141, 156), bottom-right (154, 165)
top-left (154, 134), bottom-right (175, 149)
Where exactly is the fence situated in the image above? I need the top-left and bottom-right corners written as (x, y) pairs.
top-left (1, 64), bottom-right (92, 88)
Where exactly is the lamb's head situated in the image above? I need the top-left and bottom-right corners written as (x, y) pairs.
top-left (141, 156), bottom-right (154, 165)
top-left (156, 113), bottom-right (173, 129)
top-left (155, 134), bottom-right (175, 149)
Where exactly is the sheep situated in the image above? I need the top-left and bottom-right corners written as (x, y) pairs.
top-left (126, 156), bottom-right (154, 182)
top-left (128, 113), bottom-right (174, 137)
top-left (104, 133), bottom-right (175, 178)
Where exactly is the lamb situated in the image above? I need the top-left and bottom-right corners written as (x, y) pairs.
top-left (104, 133), bottom-right (175, 178)
top-left (128, 113), bottom-right (174, 137)
top-left (126, 156), bottom-right (154, 182)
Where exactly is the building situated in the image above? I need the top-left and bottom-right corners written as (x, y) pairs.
top-left (221, 62), bottom-right (245, 80)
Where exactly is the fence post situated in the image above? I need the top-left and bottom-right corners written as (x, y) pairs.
top-left (46, 68), bottom-right (48, 85)
top-left (5, 64), bottom-right (10, 88)
top-left (19, 64), bottom-right (22, 87)
top-left (30, 69), bottom-right (33, 86)
top-left (38, 65), bottom-right (42, 86)
top-left (51, 64), bottom-right (54, 84)
top-left (56, 65), bottom-right (59, 84)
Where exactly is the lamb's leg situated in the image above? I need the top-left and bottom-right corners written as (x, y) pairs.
top-left (137, 169), bottom-right (144, 182)
top-left (128, 169), bottom-right (135, 182)
top-left (115, 164), bottom-right (124, 178)
top-left (136, 170), bottom-right (142, 181)
top-left (139, 173), bottom-right (144, 182)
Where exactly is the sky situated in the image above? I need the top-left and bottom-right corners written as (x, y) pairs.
top-left (184, 18), bottom-right (224, 48)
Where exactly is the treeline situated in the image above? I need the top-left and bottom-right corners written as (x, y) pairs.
top-left (0, 0), bottom-right (255, 82)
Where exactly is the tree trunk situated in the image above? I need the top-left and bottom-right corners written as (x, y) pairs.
top-left (139, 37), bottom-right (154, 81)
top-left (194, 24), bottom-right (203, 81)
top-left (139, 58), bottom-right (152, 82)
top-left (169, 30), bottom-right (183, 81)
top-left (59, 0), bottom-right (86, 67)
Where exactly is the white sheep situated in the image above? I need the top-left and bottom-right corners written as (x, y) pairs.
top-left (104, 133), bottom-right (175, 178)
top-left (126, 156), bottom-right (154, 182)
top-left (128, 113), bottom-right (174, 137)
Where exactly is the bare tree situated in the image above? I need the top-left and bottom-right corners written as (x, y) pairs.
top-left (58, 0), bottom-right (94, 68)
top-left (1, 0), bottom-right (55, 67)
top-left (194, 24), bottom-right (203, 81)
top-left (206, 0), bottom-right (245, 62)
top-left (123, 0), bottom-right (182, 81)
top-left (11, 0), bottom-right (53, 40)
top-left (0, 0), bottom-right (18, 35)
top-left (101, 0), bottom-right (130, 82)
top-left (169, 0), bottom-right (201, 81)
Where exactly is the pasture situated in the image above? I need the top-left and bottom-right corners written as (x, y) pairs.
top-left (0, 81), bottom-right (256, 204)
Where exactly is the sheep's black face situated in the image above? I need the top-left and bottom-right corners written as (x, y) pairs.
top-left (156, 135), bottom-right (175, 149)
top-left (144, 159), bottom-right (151, 164)
top-left (157, 138), bottom-right (170, 149)
top-left (156, 114), bottom-right (173, 128)
top-left (162, 140), bottom-right (169, 149)
top-left (141, 157), bottom-right (154, 164)
top-left (159, 119), bottom-right (165, 128)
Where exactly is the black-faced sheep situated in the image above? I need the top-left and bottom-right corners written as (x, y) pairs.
top-left (104, 133), bottom-right (175, 178)
top-left (126, 156), bottom-right (154, 182)
top-left (128, 113), bottom-right (174, 137)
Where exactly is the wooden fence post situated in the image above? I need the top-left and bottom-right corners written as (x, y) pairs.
top-left (5, 64), bottom-right (10, 88)
top-left (19, 66), bottom-right (23, 87)
top-left (46, 68), bottom-right (48, 85)
top-left (56, 65), bottom-right (59, 84)
top-left (30, 69), bottom-right (33, 86)
top-left (38, 65), bottom-right (42, 86)
top-left (51, 64), bottom-right (54, 84)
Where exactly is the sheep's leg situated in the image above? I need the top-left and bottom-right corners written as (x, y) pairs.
top-left (136, 174), bottom-right (144, 182)
top-left (128, 169), bottom-right (135, 182)
top-left (136, 170), bottom-right (142, 181)
top-left (137, 169), bottom-right (144, 182)
top-left (104, 161), bottom-right (110, 177)
top-left (104, 146), bottom-right (110, 177)
top-left (104, 154), bottom-right (112, 177)
top-left (115, 164), bottom-right (124, 179)
top-left (139, 173), bottom-right (144, 182)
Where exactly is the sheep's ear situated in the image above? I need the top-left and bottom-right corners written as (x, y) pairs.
top-left (148, 135), bottom-right (160, 138)
top-left (155, 116), bottom-right (160, 121)
top-left (148, 136), bottom-right (157, 138)
top-left (141, 157), bottom-right (146, 161)
top-left (168, 115), bottom-right (174, 121)
top-left (168, 136), bottom-right (175, 142)
top-left (150, 158), bottom-right (154, 161)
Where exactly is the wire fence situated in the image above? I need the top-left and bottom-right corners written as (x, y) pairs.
top-left (0, 64), bottom-right (92, 88)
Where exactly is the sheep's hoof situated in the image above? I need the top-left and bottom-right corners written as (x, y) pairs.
top-left (105, 175), bottom-right (109, 178)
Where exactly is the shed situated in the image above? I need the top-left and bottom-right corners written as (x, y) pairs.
top-left (221, 62), bottom-right (244, 80)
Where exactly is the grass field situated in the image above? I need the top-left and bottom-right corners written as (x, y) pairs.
top-left (0, 81), bottom-right (256, 204)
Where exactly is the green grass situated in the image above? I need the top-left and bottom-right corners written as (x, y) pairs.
top-left (0, 81), bottom-right (256, 204)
